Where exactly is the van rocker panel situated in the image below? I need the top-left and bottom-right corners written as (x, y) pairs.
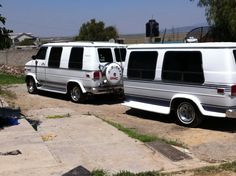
top-left (124, 93), bottom-right (226, 118)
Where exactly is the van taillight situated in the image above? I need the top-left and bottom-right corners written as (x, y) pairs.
top-left (231, 85), bottom-right (236, 96)
top-left (93, 71), bottom-right (101, 80)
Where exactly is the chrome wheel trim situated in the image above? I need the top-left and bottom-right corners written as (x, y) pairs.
top-left (27, 79), bottom-right (35, 93)
top-left (70, 86), bottom-right (81, 102)
top-left (177, 102), bottom-right (195, 125)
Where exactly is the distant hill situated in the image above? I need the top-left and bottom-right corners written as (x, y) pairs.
top-left (119, 24), bottom-right (209, 44)
top-left (121, 23), bottom-right (208, 36)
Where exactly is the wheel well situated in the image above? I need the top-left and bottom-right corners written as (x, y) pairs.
top-left (67, 82), bottom-right (80, 94)
top-left (25, 75), bottom-right (33, 82)
top-left (171, 98), bottom-right (198, 112)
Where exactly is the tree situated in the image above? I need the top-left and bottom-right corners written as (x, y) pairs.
top-left (192, 0), bottom-right (236, 41)
top-left (75, 19), bottom-right (118, 41)
top-left (0, 4), bottom-right (12, 49)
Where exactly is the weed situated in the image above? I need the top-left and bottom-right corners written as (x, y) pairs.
top-left (0, 86), bottom-right (16, 99)
top-left (41, 134), bottom-right (57, 141)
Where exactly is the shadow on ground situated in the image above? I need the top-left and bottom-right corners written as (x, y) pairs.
top-left (125, 108), bottom-right (236, 133)
top-left (37, 90), bottom-right (123, 105)
top-left (36, 90), bottom-right (236, 133)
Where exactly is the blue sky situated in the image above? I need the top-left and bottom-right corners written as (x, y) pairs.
top-left (2, 0), bottom-right (207, 37)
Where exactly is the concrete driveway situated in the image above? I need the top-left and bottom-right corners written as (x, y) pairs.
top-left (0, 108), bottom-right (209, 176)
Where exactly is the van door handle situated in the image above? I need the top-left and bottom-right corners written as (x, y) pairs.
top-left (41, 63), bottom-right (45, 66)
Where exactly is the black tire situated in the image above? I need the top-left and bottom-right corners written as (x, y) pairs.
top-left (69, 85), bottom-right (84, 103)
top-left (26, 77), bottom-right (37, 94)
top-left (175, 101), bottom-right (203, 127)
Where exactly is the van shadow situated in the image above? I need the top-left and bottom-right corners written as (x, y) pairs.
top-left (200, 116), bottom-right (236, 133)
top-left (37, 90), bottom-right (70, 101)
top-left (125, 108), bottom-right (236, 133)
top-left (85, 94), bottom-right (124, 105)
top-left (37, 90), bottom-right (123, 105)
top-left (125, 108), bottom-right (174, 124)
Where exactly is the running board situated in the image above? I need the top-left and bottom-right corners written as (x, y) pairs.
top-left (37, 86), bottom-right (67, 94)
top-left (122, 100), bottom-right (170, 115)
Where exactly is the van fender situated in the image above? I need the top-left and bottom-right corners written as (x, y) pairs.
top-left (67, 80), bottom-right (86, 93)
top-left (170, 94), bottom-right (225, 117)
top-left (25, 73), bottom-right (39, 84)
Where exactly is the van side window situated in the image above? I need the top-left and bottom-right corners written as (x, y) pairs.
top-left (127, 51), bottom-right (158, 80)
top-left (68, 47), bottom-right (84, 69)
top-left (162, 51), bottom-right (204, 84)
top-left (115, 48), bottom-right (126, 62)
top-left (48, 47), bottom-right (62, 68)
top-left (36, 47), bottom-right (47, 60)
top-left (98, 48), bottom-right (113, 62)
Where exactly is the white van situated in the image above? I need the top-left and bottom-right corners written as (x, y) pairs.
top-left (25, 42), bottom-right (126, 102)
top-left (123, 42), bottom-right (236, 127)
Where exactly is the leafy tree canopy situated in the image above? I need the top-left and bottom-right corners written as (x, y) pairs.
top-left (0, 4), bottom-right (12, 49)
top-left (192, 0), bottom-right (236, 41)
top-left (75, 19), bottom-right (118, 41)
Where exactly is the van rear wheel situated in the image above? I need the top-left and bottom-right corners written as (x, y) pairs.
top-left (175, 101), bottom-right (202, 127)
top-left (69, 85), bottom-right (84, 103)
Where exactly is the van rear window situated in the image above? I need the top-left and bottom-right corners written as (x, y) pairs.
top-left (98, 48), bottom-right (113, 62)
top-left (115, 48), bottom-right (126, 62)
top-left (69, 47), bottom-right (84, 69)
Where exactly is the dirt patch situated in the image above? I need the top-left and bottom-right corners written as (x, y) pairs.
top-left (6, 84), bottom-right (236, 164)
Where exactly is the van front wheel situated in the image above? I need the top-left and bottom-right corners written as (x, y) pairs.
top-left (69, 85), bottom-right (84, 103)
top-left (175, 101), bottom-right (202, 127)
top-left (26, 77), bottom-right (37, 94)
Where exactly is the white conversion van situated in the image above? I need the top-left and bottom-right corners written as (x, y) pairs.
top-left (123, 42), bottom-right (236, 127)
top-left (25, 42), bottom-right (127, 102)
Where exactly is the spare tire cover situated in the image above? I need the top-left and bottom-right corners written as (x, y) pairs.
top-left (105, 63), bottom-right (122, 85)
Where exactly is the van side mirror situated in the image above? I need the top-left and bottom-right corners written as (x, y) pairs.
top-left (32, 55), bottom-right (37, 60)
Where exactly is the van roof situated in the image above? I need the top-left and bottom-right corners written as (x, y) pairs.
top-left (42, 41), bottom-right (126, 47)
top-left (127, 42), bottom-right (236, 49)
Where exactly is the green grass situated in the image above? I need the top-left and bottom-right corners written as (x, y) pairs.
top-left (170, 161), bottom-right (236, 176)
top-left (46, 113), bottom-right (71, 119)
top-left (192, 161), bottom-right (236, 175)
top-left (91, 161), bottom-right (236, 176)
top-left (105, 120), bottom-right (157, 143)
top-left (91, 170), bottom-right (109, 176)
top-left (103, 120), bottom-right (186, 148)
top-left (0, 72), bottom-right (25, 85)
top-left (91, 170), bottom-right (164, 176)
top-left (0, 72), bottom-right (23, 103)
